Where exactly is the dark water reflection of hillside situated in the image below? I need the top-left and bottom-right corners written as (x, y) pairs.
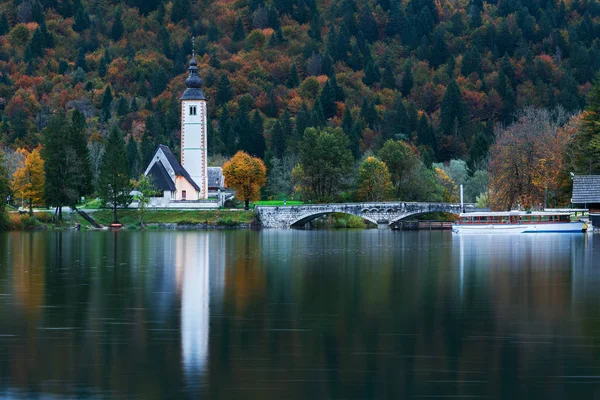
top-left (0, 230), bottom-right (599, 399)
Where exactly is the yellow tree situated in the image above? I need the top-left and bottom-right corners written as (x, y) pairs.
top-left (223, 151), bottom-right (267, 210)
top-left (356, 156), bottom-right (394, 202)
top-left (435, 167), bottom-right (459, 202)
top-left (13, 148), bottom-right (45, 215)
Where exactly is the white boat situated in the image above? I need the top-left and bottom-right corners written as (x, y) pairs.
top-left (452, 211), bottom-right (587, 234)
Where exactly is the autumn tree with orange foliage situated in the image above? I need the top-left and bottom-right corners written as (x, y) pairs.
top-left (13, 148), bottom-right (45, 215)
top-left (489, 108), bottom-right (574, 211)
top-left (223, 151), bottom-right (267, 210)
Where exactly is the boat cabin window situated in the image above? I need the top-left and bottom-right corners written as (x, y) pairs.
top-left (560, 215), bottom-right (569, 222)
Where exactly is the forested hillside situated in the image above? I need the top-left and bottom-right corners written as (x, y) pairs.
top-left (1, 0), bottom-right (599, 205)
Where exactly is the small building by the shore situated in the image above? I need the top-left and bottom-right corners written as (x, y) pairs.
top-left (571, 175), bottom-right (600, 227)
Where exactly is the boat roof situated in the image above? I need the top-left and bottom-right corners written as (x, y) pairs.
top-left (460, 211), bottom-right (571, 217)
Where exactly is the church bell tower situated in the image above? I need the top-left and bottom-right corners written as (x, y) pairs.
top-left (180, 48), bottom-right (208, 199)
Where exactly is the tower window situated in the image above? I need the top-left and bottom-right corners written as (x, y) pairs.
top-left (189, 106), bottom-right (197, 116)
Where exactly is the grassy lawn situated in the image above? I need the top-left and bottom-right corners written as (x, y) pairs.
top-left (80, 198), bottom-right (103, 209)
top-left (253, 200), bottom-right (304, 206)
top-left (92, 209), bottom-right (255, 227)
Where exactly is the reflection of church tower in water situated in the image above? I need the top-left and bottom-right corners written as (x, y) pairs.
top-left (177, 234), bottom-right (210, 376)
top-left (180, 47), bottom-right (208, 199)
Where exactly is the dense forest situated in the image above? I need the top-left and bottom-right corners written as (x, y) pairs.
top-left (1, 0), bottom-right (600, 210)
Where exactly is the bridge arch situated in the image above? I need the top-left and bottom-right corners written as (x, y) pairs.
top-left (290, 211), bottom-right (379, 228)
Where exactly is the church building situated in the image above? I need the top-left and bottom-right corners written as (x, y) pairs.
top-left (143, 50), bottom-right (227, 207)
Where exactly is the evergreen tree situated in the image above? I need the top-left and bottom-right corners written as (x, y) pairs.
top-left (363, 60), bottom-right (381, 86)
top-left (416, 114), bottom-right (437, 153)
top-left (73, 6), bottom-right (90, 32)
top-left (440, 81), bottom-right (466, 135)
top-left (401, 64), bottom-right (414, 97)
top-left (320, 80), bottom-right (337, 118)
top-left (232, 16), bottom-right (246, 41)
top-left (29, 28), bottom-right (44, 58)
top-left (294, 103), bottom-right (310, 144)
top-left (117, 96), bottom-right (130, 117)
top-left (42, 114), bottom-right (81, 219)
top-left (111, 10), bottom-right (124, 41)
top-left (271, 120), bottom-right (285, 159)
top-left (311, 98), bottom-right (325, 126)
top-left (360, 97), bottom-right (378, 128)
top-left (171, 0), bottom-right (191, 23)
top-left (215, 73), bottom-right (233, 106)
top-left (286, 64), bottom-right (300, 88)
top-left (98, 126), bottom-right (132, 224)
top-left (127, 137), bottom-right (140, 178)
top-left (386, 1), bottom-right (403, 37)
top-left (250, 110), bottom-right (266, 158)
top-left (321, 53), bottom-right (334, 76)
top-left (0, 12), bottom-right (9, 36)
top-left (577, 73), bottom-right (600, 173)
top-left (309, 13), bottom-right (322, 41)
top-left (70, 110), bottom-right (93, 195)
top-left (219, 105), bottom-right (235, 155)
top-left (342, 105), bottom-right (353, 136)
top-left (359, 5), bottom-right (378, 43)
top-left (382, 65), bottom-right (396, 89)
top-left (0, 149), bottom-right (10, 212)
top-left (349, 122), bottom-right (362, 159)
top-left (75, 48), bottom-right (87, 72)
top-left (102, 86), bottom-right (113, 121)
top-left (235, 101), bottom-right (252, 154)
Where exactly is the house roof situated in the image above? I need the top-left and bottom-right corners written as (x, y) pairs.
top-left (156, 145), bottom-right (201, 191)
top-left (207, 167), bottom-right (225, 189)
top-left (572, 175), bottom-right (600, 204)
top-left (180, 88), bottom-right (206, 101)
top-left (147, 161), bottom-right (176, 191)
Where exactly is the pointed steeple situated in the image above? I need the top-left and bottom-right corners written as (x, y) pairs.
top-left (181, 37), bottom-right (206, 100)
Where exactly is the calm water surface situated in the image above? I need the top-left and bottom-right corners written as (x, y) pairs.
top-left (0, 230), bottom-right (599, 399)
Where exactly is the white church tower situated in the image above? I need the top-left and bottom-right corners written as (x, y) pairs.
top-left (180, 49), bottom-right (208, 199)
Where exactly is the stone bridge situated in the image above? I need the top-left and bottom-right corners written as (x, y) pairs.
top-left (255, 202), bottom-right (476, 229)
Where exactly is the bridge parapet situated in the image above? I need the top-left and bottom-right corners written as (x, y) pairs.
top-left (255, 202), bottom-right (476, 229)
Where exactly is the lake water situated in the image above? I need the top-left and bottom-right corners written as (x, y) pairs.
top-left (0, 230), bottom-right (599, 399)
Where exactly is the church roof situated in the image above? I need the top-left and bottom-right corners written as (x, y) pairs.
top-left (180, 50), bottom-right (206, 101)
top-left (156, 145), bottom-right (201, 191)
top-left (147, 160), bottom-right (176, 191)
top-left (572, 175), bottom-right (600, 204)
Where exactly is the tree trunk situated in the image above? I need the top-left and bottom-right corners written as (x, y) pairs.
top-left (28, 199), bottom-right (33, 216)
top-left (58, 205), bottom-right (62, 220)
top-left (245, 199), bottom-right (250, 210)
top-left (113, 202), bottom-right (118, 224)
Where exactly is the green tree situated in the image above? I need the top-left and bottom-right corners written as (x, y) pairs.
top-left (577, 73), bottom-right (600, 173)
top-left (293, 127), bottom-right (354, 202)
top-left (378, 139), bottom-right (422, 199)
top-left (0, 12), bottom-right (9, 36)
top-left (356, 156), bottom-right (393, 201)
top-left (134, 175), bottom-right (156, 227)
top-left (232, 16), bottom-right (246, 41)
top-left (69, 110), bottom-right (93, 195)
top-left (286, 64), bottom-right (300, 88)
top-left (440, 81), bottom-right (466, 135)
top-left (401, 64), bottom-right (414, 97)
top-left (215, 73), bottom-right (233, 106)
top-left (0, 149), bottom-right (11, 212)
top-left (42, 114), bottom-right (82, 219)
top-left (98, 126), bottom-right (132, 224)
top-left (111, 10), bottom-right (124, 41)
top-left (127, 137), bottom-right (141, 177)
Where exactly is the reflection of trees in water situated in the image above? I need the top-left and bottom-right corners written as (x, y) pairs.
top-left (207, 231), bottom-right (600, 399)
top-left (0, 231), bottom-right (599, 398)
